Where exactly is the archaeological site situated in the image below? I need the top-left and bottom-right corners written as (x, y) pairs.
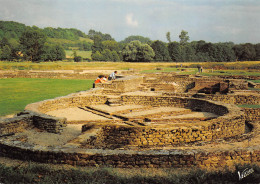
top-left (0, 70), bottom-right (259, 169)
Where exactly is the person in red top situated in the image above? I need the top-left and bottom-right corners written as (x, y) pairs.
top-left (93, 75), bottom-right (104, 88)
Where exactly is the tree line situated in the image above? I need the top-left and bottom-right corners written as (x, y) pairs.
top-left (91, 30), bottom-right (260, 62)
top-left (0, 21), bottom-right (259, 62)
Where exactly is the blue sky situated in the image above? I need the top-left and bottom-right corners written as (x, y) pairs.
top-left (0, 0), bottom-right (259, 43)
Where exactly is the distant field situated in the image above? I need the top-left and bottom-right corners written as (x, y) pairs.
top-left (47, 37), bottom-right (93, 45)
top-left (65, 50), bottom-right (92, 59)
top-left (0, 61), bottom-right (259, 75)
top-left (79, 37), bottom-right (93, 43)
top-left (0, 78), bottom-right (93, 116)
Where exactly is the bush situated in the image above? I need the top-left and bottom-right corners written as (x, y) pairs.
top-left (74, 56), bottom-right (82, 62)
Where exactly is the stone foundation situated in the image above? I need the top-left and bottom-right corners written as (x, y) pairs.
top-left (0, 71), bottom-right (259, 169)
top-left (0, 111), bottom-right (67, 135)
top-left (0, 140), bottom-right (259, 169)
top-left (243, 108), bottom-right (260, 122)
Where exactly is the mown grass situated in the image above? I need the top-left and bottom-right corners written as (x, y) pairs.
top-left (201, 69), bottom-right (260, 76)
top-left (0, 78), bottom-right (93, 116)
top-left (250, 80), bottom-right (260, 83)
top-left (238, 104), bottom-right (260, 108)
top-left (0, 162), bottom-right (259, 184)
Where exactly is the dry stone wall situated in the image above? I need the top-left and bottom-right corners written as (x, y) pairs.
top-left (204, 93), bottom-right (260, 105)
top-left (82, 96), bottom-right (245, 148)
top-left (243, 108), bottom-right (260, 122)
top-left (95, 76), bottom-right (143, 94)
top-left (0, 115), bottom-right (33, 136)
top-left (0, 140), bottom-right (259, 169)
top-left (0, 111), bottom-right (67, 135)
top-left (25, 94), bottom-right (108, 114)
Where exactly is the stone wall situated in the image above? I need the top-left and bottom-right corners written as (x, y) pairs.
top-left (0, 140), bottom-right (259, 169)
top-left (255, 83), bottom-right (260, 89)
top-left (143, 74), bottom-right (250, 94)
top-left (0, 115), bottom-right (33, 136)
top-left (21, 92), bottom-right (245, 148)
top-left (82, 96), bottom-right (245, 148)
top-left (121, 95), bottom-right (230, 116)
top-left (95, 76), bottom-right (143, 94)
top-left (89, 118), bottom-right (244, 148)
top-left (25, 94), bottom-right (108, 114)
top-left (143, 74), bottom-right (194, 92)
top-left (0, 111), bottom-right (67, 135)
top-left (204, 93), bottom-right (260, 105)
top-left (243, 108), bottom-right (260, 122)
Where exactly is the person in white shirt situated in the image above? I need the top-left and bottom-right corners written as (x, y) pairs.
top-left (108, 71), bottom-right (117, 80)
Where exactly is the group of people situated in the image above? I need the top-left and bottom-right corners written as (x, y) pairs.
top-left (197, 66), bottom-right (203, 73)
top-left (93, 71), bottom-right (117, 88)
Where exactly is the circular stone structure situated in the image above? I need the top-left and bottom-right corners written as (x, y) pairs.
top-left (0, 73), bottom-right (259, 169)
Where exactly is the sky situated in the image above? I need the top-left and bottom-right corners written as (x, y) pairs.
top-left (0, 0), bottom-right (260, 43)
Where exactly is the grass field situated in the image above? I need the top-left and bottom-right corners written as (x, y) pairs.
top-left (65, 50), bottom-right (92, 59)
top-left (0, 61), bottom-right (259, 73)
top-left (0, 78), bottom-right (93, 116)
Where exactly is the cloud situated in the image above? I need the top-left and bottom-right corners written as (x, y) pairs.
top-left (126, 13), bottom-right (138, 27)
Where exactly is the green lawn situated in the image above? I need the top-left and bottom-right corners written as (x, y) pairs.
top-left (238, 104), bottom-right (260, 108)
top-left (0, 78), bottom-right (93, 116)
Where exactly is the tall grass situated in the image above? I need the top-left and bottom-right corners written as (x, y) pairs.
top-left (0, 162), bottom-right (259, 184)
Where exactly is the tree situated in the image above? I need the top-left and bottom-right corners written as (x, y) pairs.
top-left (120, 35), bottom-right (151, 44)
top-left (74, 56), bottom-right (82, 62)
top-left (102, 40), bottom-right (120, 52)
top-left (82, 41), bottom-right (92, 51)
top-left (166, 32), bottom-right (171, 43)
top-left (88, 29), bottom-right (114, 41)
top-left (55, 45), bottom-right (66, 60)
top-left (179, 30), bottom-right (189, 45)
top-left (91, 35), bottom-right (103, 54)
top-left (20, 29), bottom-right (47, 61)
top-left (254, 44), bottom-right (260, 61)
top-left (0, 37), bottom-right (9, 48)
top-left (184, 44), bottom-right (197, 62)
top-left (111, 50), bottom-right (120, 61)
top-left (41, 44), bottom-right (65, 61)
top-left (91, 51), bottom-right (103, 61)
top-left (151, 40), bottom-right (171, 61)
top-left (0, 45), bottom-right (12, 60)
top-left (101, 49), bottom-right (113, 61)
top-left (233, 43), bottom-right (256, 61)
top-left (122, 40), bottom-right (154, 62)
top-left (241, 43), bottom-right (256, 61)
top-left (168, 42), bottom-right (179, 62)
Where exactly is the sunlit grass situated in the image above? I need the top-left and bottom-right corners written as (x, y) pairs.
top-left (0, 61), bottom-right (259, 73)
top-left (0, 78), bottom-right (93, 116)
